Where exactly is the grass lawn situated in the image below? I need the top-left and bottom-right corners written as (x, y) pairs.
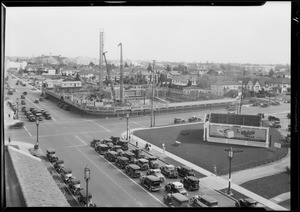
top-left (240, 172), bottom-right (290, 199)
top-left (133, 123), bottom-right (288, 175)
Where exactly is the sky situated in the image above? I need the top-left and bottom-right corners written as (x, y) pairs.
top-left (5, 2), bottom-right (291, 64)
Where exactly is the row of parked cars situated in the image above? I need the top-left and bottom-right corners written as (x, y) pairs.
top-left (174, 116), bottom-right (202, 124)
top-left (46, 148), bottom-right (96, 207)
top-left (57, 101), bottom-right (70, 110)
top-left (22, 107), bottom-right (52, 121)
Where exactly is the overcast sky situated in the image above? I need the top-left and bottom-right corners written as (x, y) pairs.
top-left (5, 2), bottom-right (291, 64)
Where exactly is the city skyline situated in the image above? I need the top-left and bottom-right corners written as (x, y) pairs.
top-left (5, 2), bottom-right (291, 65)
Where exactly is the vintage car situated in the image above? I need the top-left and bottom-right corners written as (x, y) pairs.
top-left (111, 145), bottom-right (124, 156)
top-left (90, 139), bottom-right (101, 148)
top-left (270, 122), bottom-right (281, 128)
top-left (77, 189), bottom-right (96, 207)
top-left (95, 144), bottom-right (109, 155)
top-left (268, 116), bottom-right (280, 121)
top-left (69, 179), bottom-right (83, 195)
top-left (39, 97), bottom-right (44, 102)
top-left (21, 106), bottom-right (26, 112)
top-left (54, 159), bottom-right (64, 173)
top-left (115, 156), bottom-right (129, 169)
top-left (180, 176), bottom-right (199, 191)
top-left (176, 166), bottom-right (196, 177)
top-left (104, 150), bottom-right (118, 162)
top-left (146, 169), bottom-right (165, 182)
top-left (118, 139), bottom-right (129, 150)
top-left (147, 155), bottom-right (159, 169)
top-left (36, 113), bottom-right (43, 121)
top-left (110, 136), bottom-right (120, 145)
top-left (44, 114), bottom-right (52, 120)
top-left (165, 182), bottom-right (188, 195)
top-left (194, 194), bottom-right (218, 207)
top-left (102, 138), bottom-right (113, 145)
top-left (163, 193), bottom-right (189, 207)
top-left (236, 198), bottom-right (258, 208)
top-left (160, 164), bottom-right (178, 178)
top-left (140, 175), bottom-right (161, 192)
top-left (188, 116), bottom-right (201, 122)
top-left (174, 117), bottom-right (185, 124)
top-left (123, 151), bottom-right (136, 163)
top-left (125, 164), bottom-right (141, 178)
top-left (61, 167), bottom-right (75, 184)
top-left (34, 99), bottom-right (39, 103)
top-left (189, 195), bottom-right (208, 207)
top-left (28, 115), bottom-right (36, 122)
top-left (46, 148), bottom-right (58, 163)
top-left (135, 158), bottom-right (149, 171)
top-left (21, 94), bottom-right (25, 99)
top-left (23, 91), bottom-right (27, 95)
top-left (21, 100), bottom-right (26, 105)
top-left (131, 148), bottom-right (146, 159)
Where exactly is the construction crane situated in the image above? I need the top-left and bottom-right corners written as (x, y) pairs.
top-left (103, 51), bottom-right (116, 103)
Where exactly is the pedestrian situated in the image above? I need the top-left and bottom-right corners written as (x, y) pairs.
top-left (8, 137), bottom-right (11, 143)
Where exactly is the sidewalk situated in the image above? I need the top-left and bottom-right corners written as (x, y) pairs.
top-left (126, 129), bottom-right (288, 211)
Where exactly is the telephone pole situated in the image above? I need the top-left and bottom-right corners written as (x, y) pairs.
top-left (151, 60), bottom-right (155, 127)
top-left (118, 43), bottom-right (124, 105)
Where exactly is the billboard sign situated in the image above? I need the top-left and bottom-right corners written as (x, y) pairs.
top-left (209, 124), bottom-right (267, 142)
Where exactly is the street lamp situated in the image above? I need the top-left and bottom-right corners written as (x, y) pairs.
top-left (224, 147), bottom-right (243, 195)
top-left (126, 113), bottom-right (129, 140)
top-left (35, 119), bottom-right (39, 150)
top-left (84, 165), bottom-right (91, 206)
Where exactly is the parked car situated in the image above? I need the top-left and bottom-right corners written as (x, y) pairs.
top-left (192, 194), bottom-right (218, 207)
top-left (39, 97), bottom-right (44, 101)
top-left (180, 176), bottom-right (199, 191)
top-left (23, 91), bottom-right (27, 95)
top-left (268, 116), bottom-right (280, 121)
top-left (123, 151), bottom-right (136, 163)
top-left (131, 148), bottom-right (146, 159)
top-left (28, 115), bottom-right (36, 122)
top-left (21, 100), bottom-right (26, 105)
top-left (21, 106), bottom-right (26, 112)
top-left (34, 99), bottom-right (39, 103)
top-left (135, 158), bottom-right (149, 171)
top-left (90, 139), bottom-right (101, 148)
top-left (176, 166), bottom-right (195, 177)
top-left (69, 179), bottom-right (83, 195)
top-left (104, 150), bottom-right (118, 162)
top-left (160, 164), bottom-right (178, 178)
top-left (115, 156), bottom-right (129, 169)
top-left (61, 167), bottom-right (75, 184)
top-left (189, 195), bottom-right (208, 207)
top-left (46, 148), bottom-right (58, 163)
top-left (140, 175), bottom-right (161, 192)
top-left (188, 116), bottom-right (201, 122)
top-left (165, 182), bottom-right (188, 195)
top-left (147, 155), bottom-right (159, 169)
top-left (110, 136), bottom-right (120, 145)
top-left (54, 159), bottom-right (64, 173)
top-left (146, 169), bottom-right (165, 182)
top-left (111, 145), bottom-right (124, 156)
top-left (125, 164), bottom-right (141, 178)
top-left (95, 144), bottom-right (109, 155)
top-left (174, 117), bottom-right (185, 124)
top-left (236, 198), bottom-right (258, 208)
top-left (163, 193), bottom-right (189, 207)
top-left (118, 139), bottom-right (129, 151)
top-left (21, 94), bottom-right (25, 99)
top-left (44, 114), bottom-right (52, 120)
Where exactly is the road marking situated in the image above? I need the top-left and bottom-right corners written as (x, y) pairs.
top-left (90, 120), bottom-right (111, 132)
top-left (75, 135), bottom-right (87, 145)
top-left (23, 126), bottom-right (33, 137)
top-left (74, 135), bottom-right (166, 207)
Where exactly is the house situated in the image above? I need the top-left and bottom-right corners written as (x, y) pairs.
top-left (267, 78), bottom-right (291, 93)
top-left (61, 80), bottom-right (82, 88)
top-left (210, 81), bottom-right (242, 96)
top-left (44, 79), bottom-right (64, 88)
top-left (172, 75), bottom-right (197, 86)
top-left (61, 66), bottom-right (82, 76)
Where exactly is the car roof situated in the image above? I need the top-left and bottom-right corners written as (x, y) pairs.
top-left (128, 164), bottom-right (140, 170)
top-left (114, 145), bottom-right (122, 148)
top-left (186, 176), bottom-right (198, 181)
top-left (148, 155), bottom-right (157, 159)
top-left (98, 144), bottom-right (108, 147)
top-left (146, 175), bottom-right (160, 181)
top-left (118, 157), bottom-right (129, 161)
top-left (171, 193), bottom-right (189, 201)
top-left (124, 151), bottom-right (135, 156)
top-left (165, 164), bottom-right (175, 168)
top-left (150, 169), bottom-right (161, 172)
top-left (119, 139), bottom-right (129, 143)
top-left (47, 148), bottom-right (55, 153)
top-left (200, 194), bottom-right (218, 203)
top-left (108, 150), bottom-right (118, 155)
top-left (138, 158), bottom-right (149, 163)
top-left (172, 181), bottom-right (183, 187)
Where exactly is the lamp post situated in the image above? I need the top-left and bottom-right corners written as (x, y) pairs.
top-left (126, 113), bottom-right (129, 140)
top-left (35, 119), bottom-right (39, 150)
top-left (16, 98), bottom-right (19, 119)
top-left (224, 147), bottom-right (243, 195)
top-left (84, 165), bottom-right (91, 206)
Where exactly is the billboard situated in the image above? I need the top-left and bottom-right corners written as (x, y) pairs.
top-left (209, 124), bottom-right (267, 142)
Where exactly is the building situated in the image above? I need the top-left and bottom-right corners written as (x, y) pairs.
top-left (61, 80), bottom-right (82, 88)
top-left (5, 60), bottom-right (27, 71)
top-left (268, 78), bottom-right (291, 93)
top-left (210, 81), bottom-right (242, 96)
top-left (172, 75), bottom-right (197, 86)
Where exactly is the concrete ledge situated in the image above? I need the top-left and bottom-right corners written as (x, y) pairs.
top-left (7, 146), bottom-right (70, 207)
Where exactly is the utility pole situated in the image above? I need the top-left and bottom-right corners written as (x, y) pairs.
top-left (239, 68), bottom-right (246, 114)
top-left (118, 43), bottom-right (124, 105)
top-left (151, 60), bottom-right (155, 127)
top-left (224, 147), bottom-right (243, 195)
top-left (99, 29), bottom-right (104, 94)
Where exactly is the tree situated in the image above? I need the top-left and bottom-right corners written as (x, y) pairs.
top-left (166, 65), bottom-right (171, 72)
top-left (224, 89), bottom-right (239, 98)
top-left (147, 63), bottom-right (152, 72)
top-left (268, 69), bottom-right (274, 77)
top-left (124, 62), bottom-right (129, 68)
top-left (196, 77), bottom-right (210, 88)
top-left (89, 62), bottom-right (95, 67)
